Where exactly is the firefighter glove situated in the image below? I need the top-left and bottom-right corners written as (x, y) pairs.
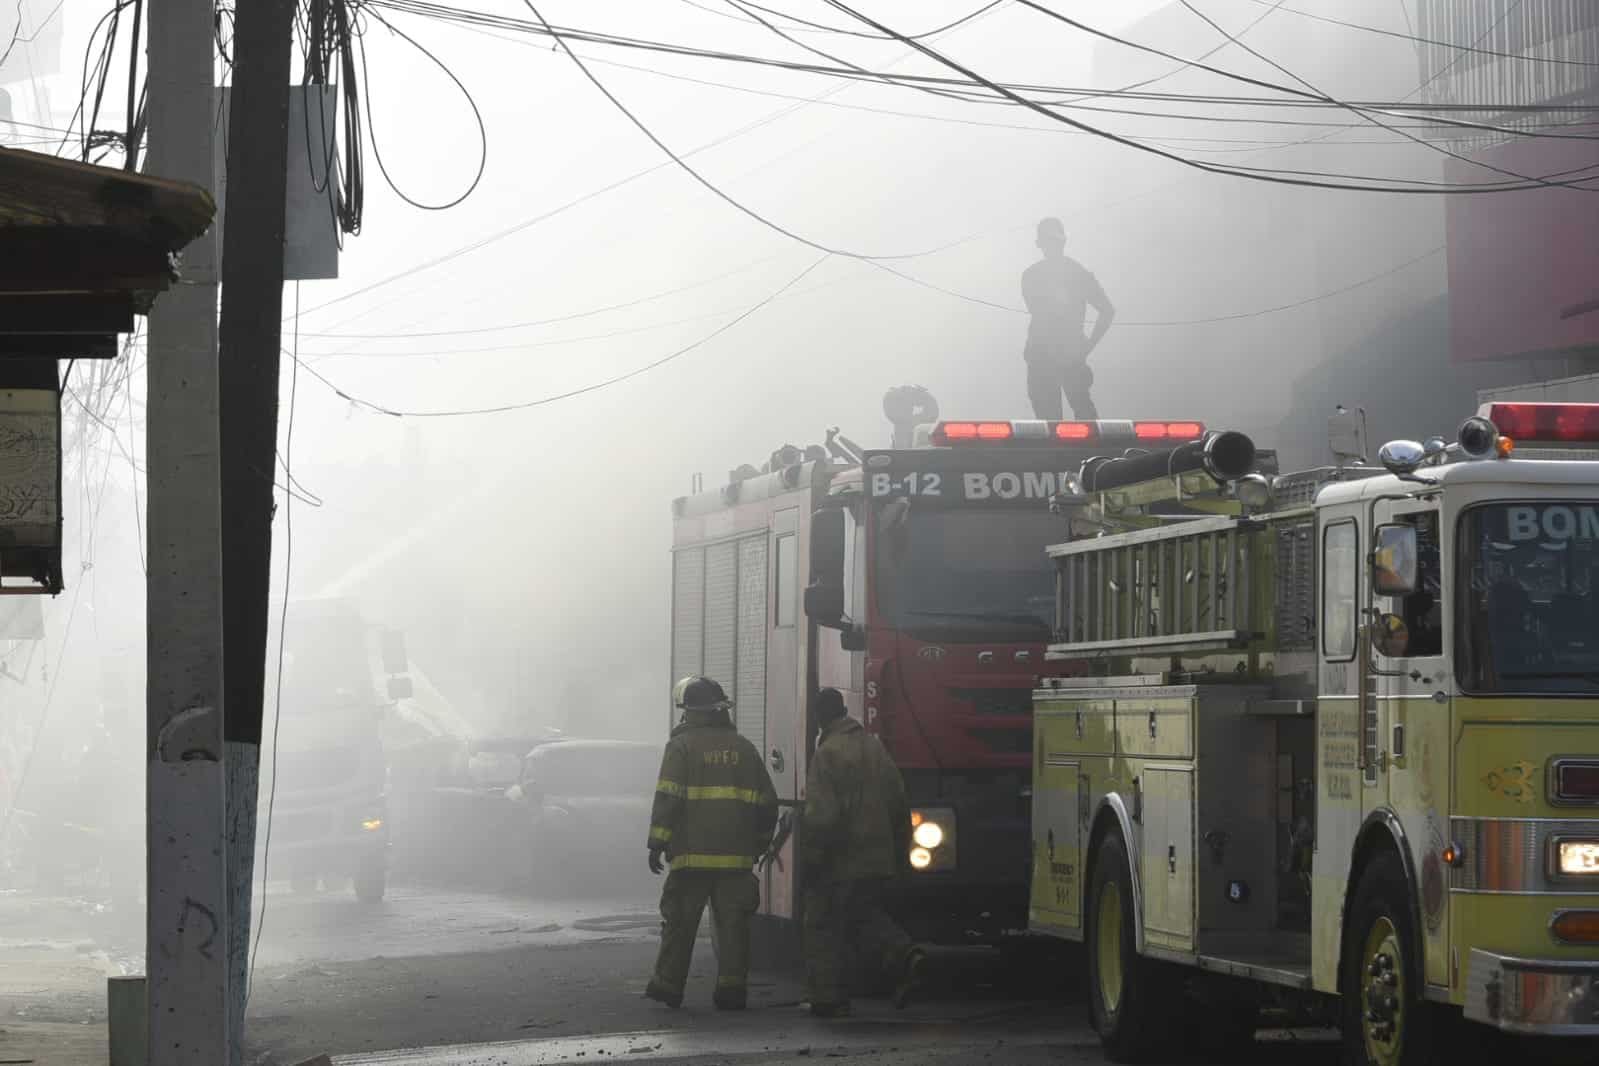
top-left (648, 844), bottom-right (667, 875)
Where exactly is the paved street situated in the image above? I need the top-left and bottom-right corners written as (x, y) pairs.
top-left (0, 878), bottom-right (1333, 1066)
top-left (0, 882), bottom-right (1580, 1066)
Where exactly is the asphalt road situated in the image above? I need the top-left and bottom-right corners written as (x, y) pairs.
top-left (0, 882), bottom-right (1581, 1066)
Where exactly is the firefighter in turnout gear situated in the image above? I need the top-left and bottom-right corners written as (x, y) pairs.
top-left (801, 689), bottom-right (926, 1018)
top-left (645, 676), bottom-right (779, 1010)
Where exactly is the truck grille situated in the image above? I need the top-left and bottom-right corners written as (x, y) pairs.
top-left (967, 728), bottom-right (1032, 754)
top-left (951, 688), bottom-right (1032, 716)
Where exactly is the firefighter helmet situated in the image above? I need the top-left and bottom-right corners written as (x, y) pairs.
top-left (673, 675), bottom-right (733, 712)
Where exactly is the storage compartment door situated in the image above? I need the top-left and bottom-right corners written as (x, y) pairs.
top-left (1031, 725), bottom-right (1083, 932)
top-left (1140, 767), bottom-right (1195, 950)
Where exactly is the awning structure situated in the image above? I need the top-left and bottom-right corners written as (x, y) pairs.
top-left (0, 147), bottom-right (215, 595)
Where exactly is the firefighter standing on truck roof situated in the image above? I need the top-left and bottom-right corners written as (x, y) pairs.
top-left (644, 676), bottom-right (778, 1011)
top-left (1022, 216), bottom-right (1115, 421)
top-left (801, 688), bottom-right (927, 1018)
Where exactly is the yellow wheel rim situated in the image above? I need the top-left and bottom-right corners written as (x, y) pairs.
top-left (1096, 879), bottom-right (1125, 1015)
top-left (1359, 916), bottom-right (1406, 1066)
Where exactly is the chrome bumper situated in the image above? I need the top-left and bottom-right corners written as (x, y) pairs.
top-left (1464, 949), bottom-right (1599, 1035)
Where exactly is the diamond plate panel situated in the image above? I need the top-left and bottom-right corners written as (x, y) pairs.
top-left (703, 541), bottom-right (738, 696)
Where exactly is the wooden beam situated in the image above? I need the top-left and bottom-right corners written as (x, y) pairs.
top-left (0, 294), bottom-right (136, 333)
top-left (0, 334), bottom-right (119, 359)
top-left (0, 227), bottom-right (174, 291)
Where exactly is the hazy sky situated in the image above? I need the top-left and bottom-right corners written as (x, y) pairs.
top-left (2, 0), bottom-right (1460, 762)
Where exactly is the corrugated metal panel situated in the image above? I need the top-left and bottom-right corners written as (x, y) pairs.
top-left (736, 536), bottom-right (768, 753)
top-left (671, 549), bottom-right (705, 687)
top-left (703, 541), bottom-right (738, 695)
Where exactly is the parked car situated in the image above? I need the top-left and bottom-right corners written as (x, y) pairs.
top-left (505, 739), bottom-right (659, 898)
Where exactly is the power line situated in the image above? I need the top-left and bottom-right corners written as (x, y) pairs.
top-left (1175, 1), bottom-right (1594, 193)
top-left (520, 0), bottom-right (973, 259)
top-left (1244, 0), bottom-right (1598, 69)
top-left (249, 283), bottom-right (301, 1003)
top-left (678, 0), bottom-right (1006, 42)
top-left (303, 303), bottom-right (747, 359)
top-left (289, 33), bottom-right (948, 323)
top-left (366, 0), bottom-right (1599, 120)
top-left (291, 253), bottom-right (831, 417)
top-left (359, 5), bottom-right (487, 211)
top-left (1121, 244), bottom-right (1444, 326)
top-left (1407, 0), bottom-right (1525, 103)
top-left (867, 241), bottom-right (1444, 325)
top-left (818, 0), bottom-right (1597, 192)
top-left (299, 252), bottom-right (789, 338)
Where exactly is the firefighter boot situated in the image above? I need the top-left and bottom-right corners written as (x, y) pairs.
top-left (713, 979), bottom-right (747, 1011)
top-left (643, 982), bottom-right (683, 1009)
top-left (893, 948), bottom-right (928, 1010)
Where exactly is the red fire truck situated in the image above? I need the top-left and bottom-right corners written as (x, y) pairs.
top-left (668, 393), bottom-right (1229, 947)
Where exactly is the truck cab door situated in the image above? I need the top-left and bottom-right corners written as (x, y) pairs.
top-left (764, 507), bottom-right (802, 921)
top-left (1311, 505), bottom-right (1365, 993)
top-left (1369, 499), bottom-right (1450, 988)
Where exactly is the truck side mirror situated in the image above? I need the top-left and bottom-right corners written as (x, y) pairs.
top-left (806, 508), bottom-right (847, 629)
top-left (1369, 613), bottom-right (1411, 659)
top-left (1372, 524), bottom-right (1418, 596)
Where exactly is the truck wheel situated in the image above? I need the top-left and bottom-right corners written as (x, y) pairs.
top-left (1341, 851), bottom-right (1432, 1066)
top-left (355, 858), bottom-right (387, 904)
top-left (1086, 830), bottom-right (1170, 1063)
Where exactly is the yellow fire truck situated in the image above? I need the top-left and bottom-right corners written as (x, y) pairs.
top-left (1027, 402), bottom-right (1599, 1063)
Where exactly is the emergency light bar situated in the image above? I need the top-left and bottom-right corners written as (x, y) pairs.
top-left (1481, 402), bottom-right (1599, 444)
top-left (930, 420), bottom-right (1205, 447)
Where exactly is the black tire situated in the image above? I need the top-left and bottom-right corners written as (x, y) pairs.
top-left (354, 857), bottom-right (386, 903)
top-left (1085, 830), bottom-right (1171, 1063)
top-left (1341, 851), bottom-right (1433, 1066)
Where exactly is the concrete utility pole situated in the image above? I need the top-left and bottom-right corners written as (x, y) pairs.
top-left (143, 0), bottom-right (229, 1061)
top-left (216, 0), bottom-right (297, 1059)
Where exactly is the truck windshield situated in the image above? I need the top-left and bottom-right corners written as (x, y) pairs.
top-left (280, 614), bottom-right (376, 711)
top-left (875, 505), bottom-right (1061, 640)
top-left (1457, 501), bottom-right (1599, 694)
top-left (528, 746), bottom-right (659, 796)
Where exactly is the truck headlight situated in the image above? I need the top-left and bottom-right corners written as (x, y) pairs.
top-left (1557, 840), bottom-right (1599, 876)
top-left (909, 807), bottom-right (956, 872)
top-left (361, 818), bottom-right (384, 832)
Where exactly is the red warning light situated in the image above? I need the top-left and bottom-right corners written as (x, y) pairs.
top-left (1134, 421), bottom-right (1206, 441)
top-left (975, 422), bottom-right (1013, 440)
top-left (1485, 403), bottom-right (1599, 443)
top-left (1054, 422), bottom-right (1095, 441)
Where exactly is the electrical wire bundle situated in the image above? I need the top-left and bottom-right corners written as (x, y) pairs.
top-left (300, 0), bottom-right (365, 235)
top-left (63, 0), bottom-right (145, 165)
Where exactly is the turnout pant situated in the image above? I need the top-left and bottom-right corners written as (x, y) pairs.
top-left (803, 877), bottom-right (913, 1006)
top-left (1026, 360), bottom-right (1097, 421)
top-left (649, 869), bottom-right (760, 1005)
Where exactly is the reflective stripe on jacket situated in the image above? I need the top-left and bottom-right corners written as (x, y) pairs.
top-left (801, 716), bottom-right (910, 882)
top-left (648, 708), bottom-right (778, 871)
